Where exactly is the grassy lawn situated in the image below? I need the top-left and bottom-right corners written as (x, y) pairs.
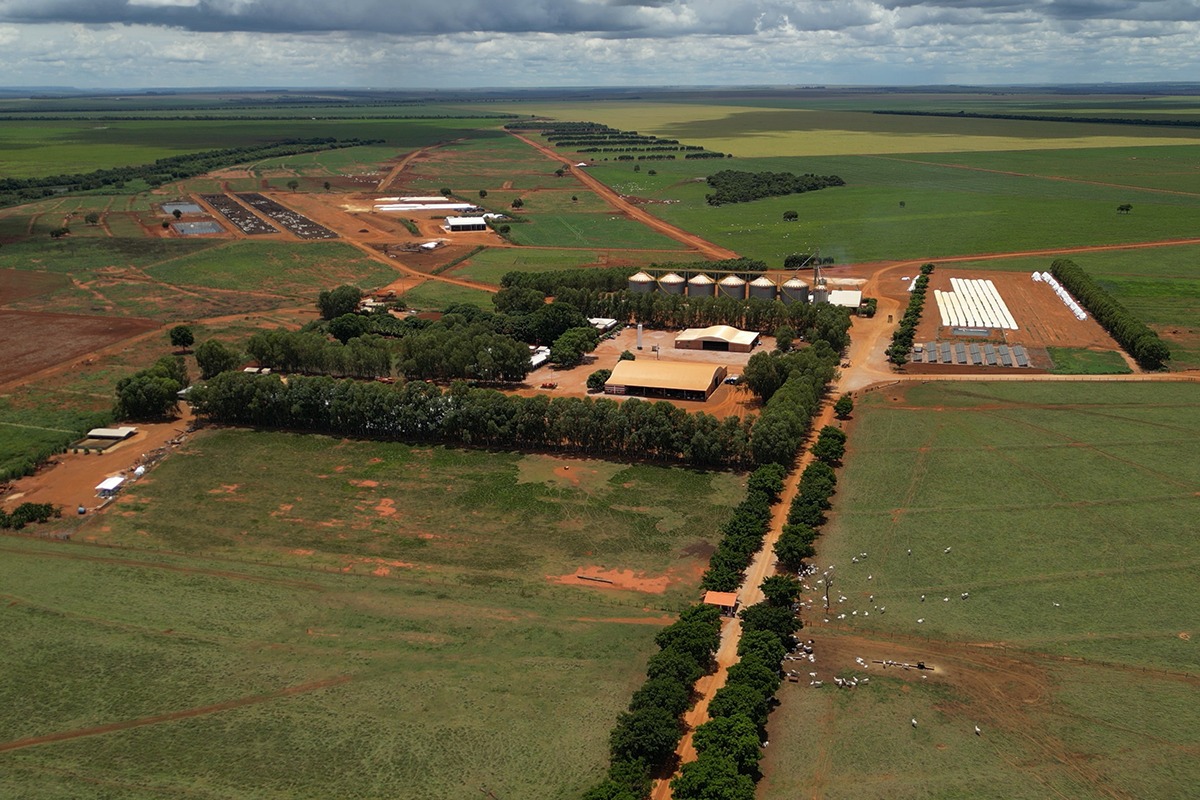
top-left (759, 381), bottom-right (1200, 800)
top-left (0, 431), bottom-right (743, 798)
top-left (1046, 347), bottom-right (1132, 374)
top-left (0, 236), bottom-right (220, 274)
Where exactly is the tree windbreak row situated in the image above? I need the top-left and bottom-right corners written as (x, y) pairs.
top-left (0, 137), bottom-right (379, 208)
top-left (705, 169), bottom-right (845, 206)
top-left (1050, 258), bottom-right (1170, 370)
top-left (192, 373), bottom-right (763, 468)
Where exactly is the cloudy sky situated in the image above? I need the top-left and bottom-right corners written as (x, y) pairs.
top-left (0, 0), bottom-right (1196, 89)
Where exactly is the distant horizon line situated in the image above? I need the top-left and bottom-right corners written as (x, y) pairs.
top-left (3, 81), bottom-right (1200, 95)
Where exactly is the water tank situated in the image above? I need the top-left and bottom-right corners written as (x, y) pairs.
top-left (628, 271), bottom-right (654, 294)
top-left (660, 272), bottom-right (686, 296)
top-left (781, 277), bottom-right (810, 305)
top-left (748, 276), bottom-right (777, 302)
top-left (687, 273), bottom-right (715, 297)
top-left (717, 274), bottom-right (746, 300)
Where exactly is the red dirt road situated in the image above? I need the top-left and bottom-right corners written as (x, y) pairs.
top-left (509, 132), bottom-right (739, 261)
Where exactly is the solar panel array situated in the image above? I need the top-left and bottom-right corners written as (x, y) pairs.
top-left (912, 342), bottom-right (1031, 367)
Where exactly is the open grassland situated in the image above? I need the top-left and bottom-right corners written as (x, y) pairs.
top-left (508, 101), bottom-right (1200, 158)
top-left (0, 118), bottom-right (506, 178)
top-left (941, 245), bottom-right (1200, 368)
top-left (1046, 347), bottom-right (1133, 374)
top-left (584, 144), bottom-right (1200, 267)
top-left (506, 211), bottom-right (690, 250)
top-left (403, 135), bottom-right (565, 193)
top-left (760, 381), bottom-right (1200, 800)
top-left (0, 432), bottom-right (743, 798)
top-left (400, 280), bottom-right (494, 310)
top-left (145, 241), bottom-right (396, 297)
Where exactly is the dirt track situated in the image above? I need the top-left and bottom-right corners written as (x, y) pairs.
top-left (0, 675), bottom-right (350, 754)
top-left (509, 132), bottom-right (739, 261)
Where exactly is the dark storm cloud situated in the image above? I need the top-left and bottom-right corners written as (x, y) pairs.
top-left (0, 0), bottom-right (1194, 36)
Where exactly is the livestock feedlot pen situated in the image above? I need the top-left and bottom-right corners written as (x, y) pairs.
top-left (236, 193), bottom-right (339, 239)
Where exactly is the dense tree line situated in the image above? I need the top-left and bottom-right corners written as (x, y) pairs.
top-left (783, 252), bottom-right (836, 269)
top-left (113, 356), bottom-right (188, 421)
top-left (685, 152), bottom-right (733, 159)
top-left (705, 170), bottom-right (845, 206)
top-left (776, 460), bottom-right (838, 570)
top-left (886, 263), bottom-right (934, 365)
top-left (700, 464), bottom-right (785, 592)
top-left (749, 349), bottom-right (836, 466)
top-left (245, 329), bottom-right (395, 379)
top-left (191, 373), bottom-right (759, 467)
top-left (549, 291), bottom-right (851, 347)
top-left (1050, 258), bottom-right (1171, 369)
top-left (0, 138), bottom-right (378, 208)
top-left (873, 109), bottom-right (1200, 129)
top-left (583, 604), bottom-right (723, 800)
top-left (0, 502), bottom-right (59, 530)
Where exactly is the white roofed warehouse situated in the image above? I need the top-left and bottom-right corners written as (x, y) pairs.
top-left (604, 360), bottom-right (728, 402)
top-left (445, 216), bottom-right (488, 232)
top-left (673, 325), bottom-right (760, 353)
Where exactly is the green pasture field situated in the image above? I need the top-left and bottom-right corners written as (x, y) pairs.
top-left (942, 245), bottom-right (1200, 368)
top-left (1046, 347), bottom-right (1132, 374)
top-left (0, 236), bottom-right (219, 274)
top-left (145, 241), bottom-right (396, 297)
top-left (0, 432), bottom-right (742, 797)
top-left (508, 100), bottom-right (1200, 158)
top-left (247, 144), bottom-right (398, 181)
top-left (449, 246), bottom-right (705, 285)
top-left (506, 211), bottom-right (690, 250)
top-left (403, 135), bottom-right (565, 193)
top-left (0, 118), bottom-right (505, 179)
top-left (0, 391), bottom-right (113, 481)
top-left (578, 145), bottom-right (1200, 267)
top-left (401, 279), bottom-right (495, 310)
top-left (759, 380), bottom-right (1200, 799)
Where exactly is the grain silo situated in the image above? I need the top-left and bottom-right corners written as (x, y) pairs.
top-left (687, 273), bottom-right (716, 297)
top-left (717, 274), bottom-right (746, 300)
top-left (628, 271), bottom-right (655, 294)
top-left (781, 276), bottom-right (810, 305)
top-left (748, 276), bottom-right (778, 302)
top-left (812, 285), bottom-right (830, 304)
top-left (660, 272), bottom-right (686, 296)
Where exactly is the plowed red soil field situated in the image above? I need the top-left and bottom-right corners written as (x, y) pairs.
top-left (0, 310), bottom-right (158, 384)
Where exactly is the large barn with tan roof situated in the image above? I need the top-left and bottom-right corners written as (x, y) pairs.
top-left (604, 359), bottom-right (728, 402)
top-left (673, 325), bottom-right (760, 353)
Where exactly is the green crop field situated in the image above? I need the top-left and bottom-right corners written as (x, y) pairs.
top-left (581, 146), bottom-right (1200, 267)
top-left (0, 118), bottom-right (507, 178)
top-left (506, 212), bottom-right (690, 250)
top-left (0, 431), bottom-right (743, 799)
top-left (507, 100), bottom-right (1200, 158)
top-left (759, 381), bottom-right (1200, 800)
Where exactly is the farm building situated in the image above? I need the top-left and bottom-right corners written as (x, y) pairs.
top-left (86, 427), bottom-right (138, 441)
top-left (445, 216), bottom-right (488, 232)
top-left (703, 590), bottom-right (740, 617)
top-left (674, 325), bottom-right (760, 353)
top-left (826, 289), bottom-right (864, 309)
top-left (604, 360), bottom-right (727, 401)
top-left (95, 476), bottom-right (126, 498)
